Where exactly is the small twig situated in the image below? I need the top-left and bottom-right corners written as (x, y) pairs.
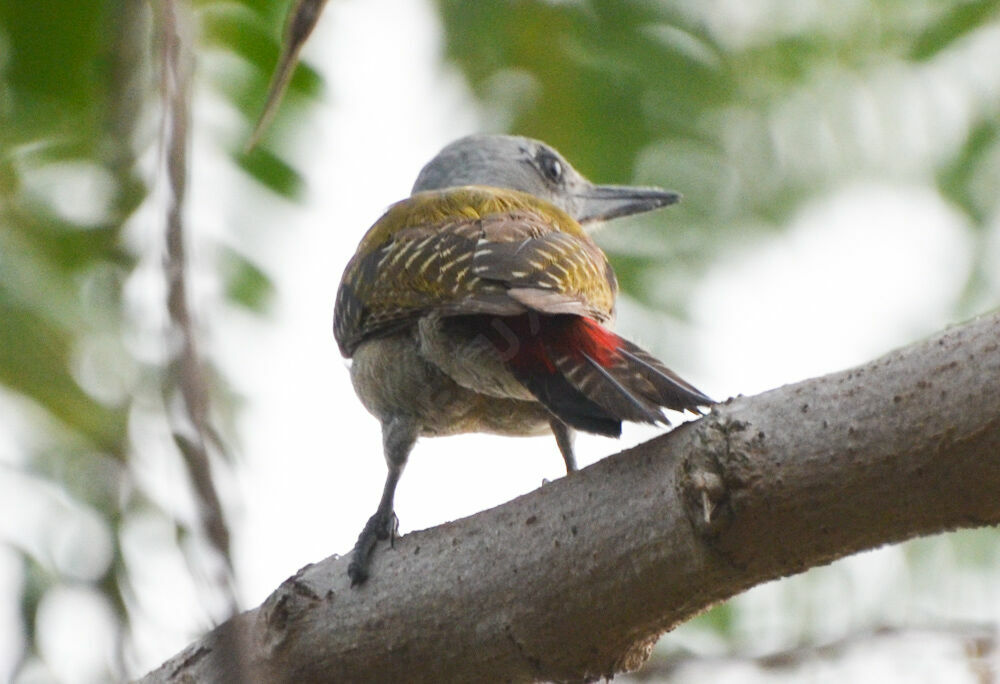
top-left (245, 0), bottom-right (330, 151)
top-left (158, 0), bottom-right (236, 615)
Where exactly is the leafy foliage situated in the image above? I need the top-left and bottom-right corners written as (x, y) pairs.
top-left (0, 0), bottom-right (315, 677)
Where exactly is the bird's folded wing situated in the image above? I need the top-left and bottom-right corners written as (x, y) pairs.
top-left (334, 200), bottom-right (617, 357)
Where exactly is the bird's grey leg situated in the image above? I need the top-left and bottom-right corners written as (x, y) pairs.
top-left (550, 418), bottom-right (577, 474)
top-left (348, 416), bottom-right (418, 586)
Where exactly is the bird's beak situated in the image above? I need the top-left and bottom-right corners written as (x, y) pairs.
top-left (574, 184), bottom-right (681, 225)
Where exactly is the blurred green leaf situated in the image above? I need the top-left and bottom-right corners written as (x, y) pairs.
top-left (0, 301), bottom-right (127, 454)
top-left (234, 144), bottom-right (304, 197)
top-left (687, 601), bottom-right (736, 637)
top-left (949, 528), bottom-right (1000, 567)
top-left (19, 552), bottom-right (51, 661)
top-left (219, 246), bottom-right (275, 312)
top-left (909, 0), bottom-right (1000, 61)
top-left (0, 1), bottom-right (104, 142)
top-left (937, 119), bottom-right (999, 227)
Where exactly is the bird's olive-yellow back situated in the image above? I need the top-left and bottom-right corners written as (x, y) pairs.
top-left (334, 186), bottom-right (618, 357)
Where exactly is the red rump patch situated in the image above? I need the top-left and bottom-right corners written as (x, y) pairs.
top-left (481, 314), bottom-right (621, 373)
top-left (559, 317), bottom-right (620, 368)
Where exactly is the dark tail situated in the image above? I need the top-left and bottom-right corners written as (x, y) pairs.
top-left (481, 314), bottom-right (713, 437)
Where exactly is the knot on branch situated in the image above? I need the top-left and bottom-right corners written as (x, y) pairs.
top-left (258, 564), bottom-right (324, 656)
top-left (612, 634), bottom-right (659, 678)
top-left (679, 415), bottom-right (751, 538)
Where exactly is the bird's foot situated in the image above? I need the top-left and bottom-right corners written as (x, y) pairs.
top-left (347, 509), bottom-right (399, 586)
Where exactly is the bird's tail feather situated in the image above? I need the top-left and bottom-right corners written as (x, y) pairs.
top-left (482, 314), bottom-right (712, 436)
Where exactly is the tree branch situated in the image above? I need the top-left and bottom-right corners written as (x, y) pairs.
top-left (141, 310), bottom-right (1000, 683)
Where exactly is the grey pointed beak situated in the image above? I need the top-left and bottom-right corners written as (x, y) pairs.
top-left (574, 184), bottom-right (681, 225)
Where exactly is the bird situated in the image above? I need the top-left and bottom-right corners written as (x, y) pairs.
top-left (333, 134), bottom-right (713, 585)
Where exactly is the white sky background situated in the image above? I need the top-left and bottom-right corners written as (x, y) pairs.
top-left (3, 0), bottom-right (996, 681)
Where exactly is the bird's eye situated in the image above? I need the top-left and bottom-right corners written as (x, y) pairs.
top-left (537, 152), bottom-right (563, 184)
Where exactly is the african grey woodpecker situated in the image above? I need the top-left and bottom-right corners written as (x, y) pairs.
top-left (334, 134), bottom-right (713, 585)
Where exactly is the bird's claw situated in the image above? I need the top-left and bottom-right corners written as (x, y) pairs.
top-left (348, 509), bottom-right (399, 586)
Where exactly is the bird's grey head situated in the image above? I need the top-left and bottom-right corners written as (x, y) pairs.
top-left (412, 134), bottom-right (679, 226)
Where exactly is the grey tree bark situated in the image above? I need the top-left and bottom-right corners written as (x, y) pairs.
top-left (140, 311), bottom-right (1000, 683)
